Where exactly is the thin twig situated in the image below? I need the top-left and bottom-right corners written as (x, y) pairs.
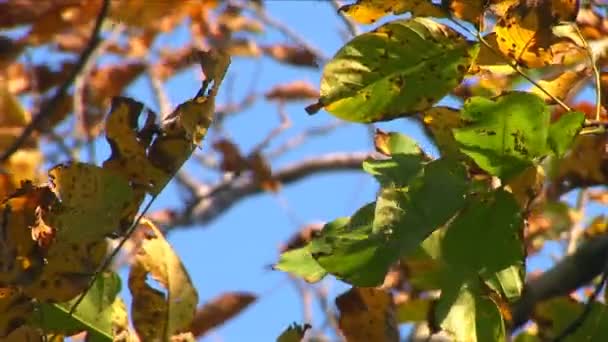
top-left (0, 0), bottom-right (111, 162)
top-left (267, 121), bottom-right (346, 159)
top-left (246, 3), bottom-right (329, 62)
top-left (573, 24), bottom-right (602, 121)
top-left (330, 0), bottom-right (361, 38)
top-left (566, 188), bottom-right (588, 255)
top-left (250, 101), bottom-right (291, 153)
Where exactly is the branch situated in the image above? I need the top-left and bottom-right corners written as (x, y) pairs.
top-left (167, 152), bottom-right (372, 229)
top-left (0, 0), bottom-right (111, 162)
top-left (511, 235), bottom-right (608, 329)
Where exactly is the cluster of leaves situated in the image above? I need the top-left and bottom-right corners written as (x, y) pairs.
top-left (278, 0), bottom-right (608, 341)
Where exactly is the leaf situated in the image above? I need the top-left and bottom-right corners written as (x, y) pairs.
top-left (0, 287), bottom-right (33, 337)
top-left (33, 272), bottom-right (121, 341)
top-left (504, 165), bottom-right (545, 209)
top-left (311, 159), bottom-right (467, 286)
top-left (274, 245), bottom-right (328, 283)
top-left (422, 106), bottom-right (463, 158)
top-left (265, 81), bottom-right (319, 101)
top-left (454, 92), bottom-right (550, 180)
top-left (362, 154), bottom-right (424, 187)
top-left (0, 183), bottom-right (50, 287)
top-left (103, 97), bottom-right (168, 194)
top-left (435, 280), bottom-right (506, 342)
top-left (189, 292), bottom-right (256, 338)
top-left (336, 287), bottom-right (399, 342)
top-left (129, 220), bottom-right (198, 341)
top-left (494, 1), bottom-right (583, 68)
top-left (23, 240), bottom-right (108, 302)
top-left (373, 130), bottom-right (422, 156)
top-left (533, 297), bottom-right (608, 340)
top-left (447, 0), bottom-right (487, 26)
top-left (261, 44), bottom-right (318, 68)
top-left (276, 323), bottom-right (310, 342)
top-left (548, 111), bottom-right (585, 157)
top-left (442, 189), bottom-right (524, 277)
top-left (339, 0), bottom-right (445, 25)
top-left (556, 133), bottom-right (608, 186)
top-left (307, 18), bottom-right (479, 122)
top-left (532, 70), bottom-right (589, 105)
top-left (396, 298), bottom-right (432, 323)
top-left (46, 162), bottom-right (135, 242)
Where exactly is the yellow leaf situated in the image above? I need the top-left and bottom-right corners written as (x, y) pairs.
top-left (103, 97), bottom-right (168, 194)
top-left (0, 183), bottom-right (51, 287)
top-left (557, 134), bottom-right (608, 187)
top-left (494, 2), bottom-right (584, 68)
top-left (532, 69), bottom-right (589, 104)
top-left (336, 287), bottom-right (399, 342)
top-left (129, 220), bottom-right (198, 341)
top-left (340, 0), bottom-right (445, 25)
top-left (23, 239), bottom-right (108, 302)
top-left (46, 162), bottom-right (136, 242)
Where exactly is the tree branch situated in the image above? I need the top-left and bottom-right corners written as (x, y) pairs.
top-left (166, 152), bottom-right (372, 229)
top-left (511, 235), bottom-right (608, 329)
top-left (0, 0), bottom-right (110, 162)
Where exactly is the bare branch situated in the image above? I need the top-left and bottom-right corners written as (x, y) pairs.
top-left (0, 0), bottom-right (111, 162)
top-left (511, 235), bottom-right (608, 329)
top-left (267, 120), bottom-right (346, 159)
top-left (167, 152), bottom-right (372, 229)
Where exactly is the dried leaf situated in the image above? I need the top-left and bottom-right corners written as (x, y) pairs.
top-left (129, 220), bottom-right (198, 341)
top-left (0, 287), bottom-right (33, 337)
top-left (213, 139), bottom-right (248, 174)
top-left (336, 287), bottom-right (399, 342)
top-left (532, 69), bottom-right (589, 104)
top-left (262, 44), bottom-right (318, 68)
top-left (265, 81), bottom-right (319, 102)
top-left (189, 292), bottom-right (256, 337)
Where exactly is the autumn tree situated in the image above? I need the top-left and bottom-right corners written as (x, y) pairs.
top-left (1, 0), bottom-right (608, 341)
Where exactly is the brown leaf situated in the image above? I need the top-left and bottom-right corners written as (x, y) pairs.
top-left (248, 153), bottom-right (281, 192)
top-left (280, 223), bottom-right (324, 253)
top-left (0, 287), bottom-right (34, 337)
top-left (336, 287), bottom-right (399, 342)
top-left (262, 44), bottom-right (318, 68)
top-left (189, 292), bottom-right (256, 338)
top-left (213, 139), bottom-right (248, 174)
top-left (265, 81), bottom-right (319, 102)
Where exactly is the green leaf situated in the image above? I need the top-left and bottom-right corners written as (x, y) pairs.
top-left (362, 154), bottom-right (424, 187)
top-left (396, 298), bottom-right (432, 323)
top-left (436, 280), bottom-right (506, 342)
top-left (483, 265), bottom-right (525, 302)
top-left (382, 132), bottom-right (422, 155)
top-left (401, 229), bottom-right (445, 291)
top-left (274, 245), bottom-right (328, 283)
top-left (33, 272), bottom-right (121, 341)
top-left (454, 92), bottom-right (550, 180)
top-left (534, 297), bottom-right (608, 340)
top-left (307, 18), bottom-right (479, 122)
top-left (548, 111), bottom-right (585, 157)
top-left (311, 203), bottom-right (398, 286)
top-left (277, 322), bottom-right (311, 342)
top-left (311, 159), bottom-right (467, 287)
top-left (442, 189), bottom-right (524, 277)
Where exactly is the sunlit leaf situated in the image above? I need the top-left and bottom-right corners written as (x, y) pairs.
top-left (339, 0), bottom-right (445, 25)
top-left (274, 245), bottom-right (328, 283)
top-left (454, 92), bottom-right (550, 180)
top-left (129, 220), bottom-right (198, 341)
top-left (307, 18), bottom-right (479, 122)
top-left (436, 280), bottom-right (506, 342)
top-left (33, 272), bottom-right (121, 341)
top-left (548, 111), bottom-right (585, 158)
